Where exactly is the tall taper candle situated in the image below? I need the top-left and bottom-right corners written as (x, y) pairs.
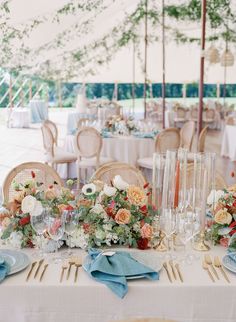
top-left (174, 160), bottom-right (180, 209)
top-left (201, 169), bottom-right (208, 230)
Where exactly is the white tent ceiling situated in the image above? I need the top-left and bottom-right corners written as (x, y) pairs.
top-left (1, 0), bottom-right (236, 83)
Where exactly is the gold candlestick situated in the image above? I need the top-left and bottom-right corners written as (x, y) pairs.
top-left (156, 231), bottom-right (168, 252)
top-left (194, 229), bottom-right (210, 251)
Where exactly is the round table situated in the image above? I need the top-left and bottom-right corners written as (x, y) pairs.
top-left (11, 108), bottom-right (30, 128)
top-left (57, 134), bottom-right (155, 179)
top-left (29, 99), bottom-right (48, 123)
top-left (221, 124), bottom-right (236, 161)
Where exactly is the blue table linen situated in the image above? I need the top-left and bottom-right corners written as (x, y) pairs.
top-left (84, 249), bottom-right (159, 298)
top-left (0, 256), bottom-right (10, 282)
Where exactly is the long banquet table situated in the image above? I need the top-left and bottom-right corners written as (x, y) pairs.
top-left (1, 246), bottom-right (236, 322)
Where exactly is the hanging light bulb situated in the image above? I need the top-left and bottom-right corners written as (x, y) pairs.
top-left (221, 49), bottom-right (234, 66)
top-left (205, 45), bottom-right (220, 64)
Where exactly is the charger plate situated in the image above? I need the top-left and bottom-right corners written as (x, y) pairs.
top-left (0, 249), bottom-right (30, 275)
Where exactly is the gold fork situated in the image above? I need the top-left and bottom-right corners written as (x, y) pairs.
top-left (169, 260), bottom-right (177, 280)
top-left (67, 257), bottom-right (76, 280)
top-left (204, 255), bottom-right (219, 280)
top-left (202, 260), bottom-right (215, 282)
top-left (26, 261), bottom-right (37, 282)
top-left (214, 256), bottom-right (230, 283)
top-left (163, 262), bottom-right (172, 283)
top-left (34, 259), bottom-right (44, 279)
top-left (60, 264), bottom-right (68, 283)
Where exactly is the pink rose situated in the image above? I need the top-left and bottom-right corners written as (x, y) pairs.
top-left (115, 209), bottom-right (131, 225)
top-left (219, 237), bottom-right (229, 248)
top-left (141, 223), bottom-right (153, 239)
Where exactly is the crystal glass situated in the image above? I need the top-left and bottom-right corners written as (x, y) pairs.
top-left (30, 207), bottom-right (50, 258)
top-left (152, 152), bottom-right (166, 209)
top-left (63, 210), bottom-right (79, 236)
top-left (47, 212), bottom-right (65, 263)
top-left (160, 208), bottom-right (176, 259)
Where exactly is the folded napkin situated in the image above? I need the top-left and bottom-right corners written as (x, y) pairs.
top-left (84, 249), bottom-right (159, 298)
top-left (0, 256), bottom-right (10, 283)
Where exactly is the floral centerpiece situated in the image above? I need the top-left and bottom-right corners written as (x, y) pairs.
top-left (103, 115), bottom-right (137, 135)
top-left (66, 176), bottom-right (159, 250)
top-left (0, 172), bottom-right (75, 248)
top-left (208, 184), bottom-right (236, 250)
top-left (0, 174), bottom-right (159, 251)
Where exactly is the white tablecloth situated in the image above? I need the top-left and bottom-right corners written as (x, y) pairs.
top-left (57, 135), bottom-right (155, 179)
top-left (66, 110), bottom-right (96, 134)
top-left (1, 246), bottom-right (236, 322)
top-left (221, 125), bottom-right (236, 161)
top-left (11, 108), bottom-right (30, 128)
top-left (29, 100), bottom-right (48, 123)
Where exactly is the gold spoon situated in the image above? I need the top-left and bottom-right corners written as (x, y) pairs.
top-left (204, 254), bottom-right (219, 280)
top-left (74, 258), bottom-right (82, 283)
top-left (202, 260), bottom-right (215, 282)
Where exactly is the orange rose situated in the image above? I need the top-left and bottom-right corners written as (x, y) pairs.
top-left (115, 208), bottom-right (131, 225)
top-left (45, 188), bottom-right (57, 200)
top-left (14, 190), bottom-right (25, 203)
top-left (77, 199), bottom-right (92, 208)
top-left (127, 186), bottom-right (147, 206)
top-left (58, 204), bottom-right (68, 213)
top-left (141, 223), bottom-right (153, 239)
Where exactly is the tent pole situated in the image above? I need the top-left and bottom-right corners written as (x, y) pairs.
top-left (197, 0), bottom-right (207, 137)
top-left (162, 0), bottom-right (166, 129)
top-left (144, 0), bottom-right (148, 119)
top-left (132, 41), bottom-right (136, 115)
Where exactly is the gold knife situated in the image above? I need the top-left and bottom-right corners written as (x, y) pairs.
top-left (163, 262), bottom-right (172, 283)
top-left (175, 263), bottom-right (183, 283)
top-left (60, 265), bottom-right (68, 283)
top-left (39, 264), bottom-right (49, 282)
top-left (74, 261), bottom-right (82, 283)
top-left (34, 259), bottom-right (44, 279)
top-left (26, 261), bottom-right (37, 282)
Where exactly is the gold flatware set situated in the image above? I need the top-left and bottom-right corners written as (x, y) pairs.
top-left (60, 256), bottom-right (82, 283)
top-left (202, 255), bottom-right (230, 283)
top-left (163, 261), bottom-right (184, 283)
top-left (26, 259), bottom-right (49, 282)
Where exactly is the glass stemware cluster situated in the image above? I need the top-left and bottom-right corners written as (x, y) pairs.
top-left (152, 149), bottom-right (216, 262)
top-left (30, 207), bottom-right (79, 259)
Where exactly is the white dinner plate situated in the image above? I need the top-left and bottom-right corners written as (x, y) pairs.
top-left (0, 249), bottom-right (30, 275)
top-left (222, 252), bottom-right (236, 273)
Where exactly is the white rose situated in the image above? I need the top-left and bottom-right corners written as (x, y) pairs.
top-left (91, 204), bottom-right (105, 214)
top-left (103, 184), bottom-right (117, 197)
top-left (31, 201), bottom-right (43, 217)
top-left (21, 195), bottom-right (37, 214)
top-left (95, 229), bottom-right (106, 240)
top-left (207, 190), bottom-right (224, 205)
top-left (113, 175), bottom-right (129, 191)
top-left (9, 231), bottom-right (23, 248)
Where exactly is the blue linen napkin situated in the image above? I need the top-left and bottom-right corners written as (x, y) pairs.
top-left (84, 249), bottom-right (159, 298)
top-left (0, 256), bottom-right (10, 282)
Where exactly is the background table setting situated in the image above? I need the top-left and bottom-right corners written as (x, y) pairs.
top-left (29, 99), bottom-right (48, 123)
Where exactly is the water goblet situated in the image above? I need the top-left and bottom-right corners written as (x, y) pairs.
top-left (30, 207), bottom-right (50, 258)
top-left (47, 212), bottom-right (65, 263)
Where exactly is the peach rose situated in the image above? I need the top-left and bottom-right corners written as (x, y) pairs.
top-left (141, 223), bottom-right (153, 239)
top-left (45, 188), bottom-right (57, 200)
top-left (14, 190), bottom-right (25, 203)
top-left (77, 199), bottom-right (92, 208)
top-left (58, 204), bottom-right (68, 213)
top-left (228, 184), bottom-right (236, 192)
top-left (212, 202), bottom-right (224, 215)
top-left (214, 208), bottom-right (232, 225)
top-left (115, 208), bottom-right (131, 225)
top-left (127, 186), bottom-right (147, 206)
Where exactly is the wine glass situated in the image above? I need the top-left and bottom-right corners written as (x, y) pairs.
top-left (160, 209), bottom-right (176, 258)
top-left (30, 207), bottom-right (50, 258)
top-left (47, 212), bottom-right (65, 263)
top-left (61, 210), bottom-right (79, 258)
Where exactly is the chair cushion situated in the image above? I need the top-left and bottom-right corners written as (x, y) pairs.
top-left (137, 157), bottom-right (153, 169)
top-left (78, 156), bottom-right (114, 168)
top-left (45, 147), bottom-right (77, 163)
